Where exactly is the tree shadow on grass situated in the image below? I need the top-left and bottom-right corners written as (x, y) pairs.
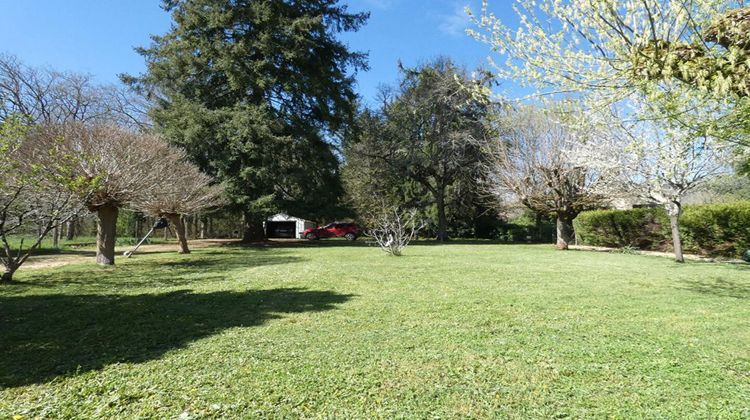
top-left (676, 277), bottom-right (750, 299)
top-left (0, 288), bottom-right (353, 387)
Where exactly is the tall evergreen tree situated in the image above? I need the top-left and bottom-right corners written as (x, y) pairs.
top-left (125, 0), bottom-right (368, 240)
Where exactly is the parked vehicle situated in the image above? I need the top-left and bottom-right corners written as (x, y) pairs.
top-left (303, 222), bottom-right (363, 241)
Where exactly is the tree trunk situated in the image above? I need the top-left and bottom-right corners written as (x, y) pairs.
top-left (666, 202), bottom-right (684, 263)
top-left (166, 214), bottom-right (190, 254)
top-left (65, 217), bottom-right (76, 240)
top-left (242, 211), bottom-right (265, 242)
top-left (134, 216), bottom-right (143, 239)
top-left (556, 213), bottom-right (575, 250)
top-left (96, 204), bottom-right (119, 266)
top-left (52, 225), bottom-right (60, 248)
top-left (435, 189), bottom-right (448, 242)
top-left (200, 216), bottom-right (207, 239)
top-left (1, 266), bottom-right (15, 284)
top-left (535, 212), bottom-right (544, 242)
top-left (184, 215), bottom-right (191, 240)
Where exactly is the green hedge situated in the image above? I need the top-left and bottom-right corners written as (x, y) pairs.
top-left (680, 202), bottom-right (750, 258)
top-left (574, 201), bottom-right (750, 258)
top-left (574, 207), bottom-right (670, 250)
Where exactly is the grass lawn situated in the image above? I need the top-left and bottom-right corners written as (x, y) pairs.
top-left (1, 243), bottom-right (748, 418)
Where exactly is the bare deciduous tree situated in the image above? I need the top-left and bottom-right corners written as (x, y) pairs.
top-left (49, 123), bottom-right (162, 265)
top-left (132, 145), bottom-right (224, 254)
top-left (0, 53), bottom-right (152, 129)
top-left (369, 207), bottom-right (425, 256)
top-left (0, 119), bottom-right (92, 283)
top-left (480, 108), bottom-right (603, 250)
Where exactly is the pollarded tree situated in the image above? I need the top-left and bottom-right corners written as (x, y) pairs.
top-left (0, 119), bottom-right (93, 283)
top-left (51, 123), bottom-right (161, 265)
top-left (125, 0), bottom-right (368, 241)
top-left (480, 107), bottom-right (604, 249)
top-left (132, 145), bottom-right (224, 254)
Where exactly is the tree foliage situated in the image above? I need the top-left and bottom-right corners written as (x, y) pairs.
top-left (343, 58), bottom-right (493, 240)
top-left (126, 0), bottom-right (369, 240)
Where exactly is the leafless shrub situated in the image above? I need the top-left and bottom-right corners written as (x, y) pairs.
top-left (369, 208), bottom-right (425, 256)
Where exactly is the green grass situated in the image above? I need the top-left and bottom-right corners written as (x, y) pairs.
top-left (1, 243), bottom-right (749, 418)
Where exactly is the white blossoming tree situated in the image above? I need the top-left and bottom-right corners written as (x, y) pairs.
top-left (571, 105), bottom-right (732, 262)
top-left (470, 2), bottom-right (739, 98)
top-left (469, 0), bottom-right (744, 260)
top-left (468, 1), bottom-right (750, 144)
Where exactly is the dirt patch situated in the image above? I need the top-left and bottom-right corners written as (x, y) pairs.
top-left (21, 239), bottom-right (239, 270)
top-left (570, 245), bottom-right (746, 264)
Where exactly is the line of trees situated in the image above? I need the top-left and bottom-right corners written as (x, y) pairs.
top-left (0, 116), bottom-right (224, 281)
top-left (3, 0), bottom-right (748, 281)
top-left (0, 53), bottom-right (226, 281)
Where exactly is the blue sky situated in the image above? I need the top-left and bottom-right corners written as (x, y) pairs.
top-left (0, 0), bottom-right (519, 105)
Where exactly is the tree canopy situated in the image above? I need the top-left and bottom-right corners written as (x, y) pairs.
top-left (126, 0), bottom-right (369, 240)
top-left (343, 58), bottom-right (494, 241)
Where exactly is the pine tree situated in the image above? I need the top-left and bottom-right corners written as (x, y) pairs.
top-left (125, 0), bottom-right (368, 240)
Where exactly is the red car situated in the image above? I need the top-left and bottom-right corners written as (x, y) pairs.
top-left (303, 222), bottom-right (363, 241)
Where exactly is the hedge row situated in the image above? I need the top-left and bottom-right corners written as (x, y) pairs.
top-left (574, 201), bottom-right (750, 258)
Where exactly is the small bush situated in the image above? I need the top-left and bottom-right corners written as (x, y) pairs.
top-left (370, 208), bottom-right (425, 256)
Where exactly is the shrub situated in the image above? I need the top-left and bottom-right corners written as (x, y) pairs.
top-left (370, 208), bottom-right (425, 256)
top-left (495, 211), bottom-right (556, 243)
top-left (680, 201), bottom-right (750, 258)
top-left (575, 201), bottom-right (750, 258)
top-left (574, 208), bottom-right (670, 250)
